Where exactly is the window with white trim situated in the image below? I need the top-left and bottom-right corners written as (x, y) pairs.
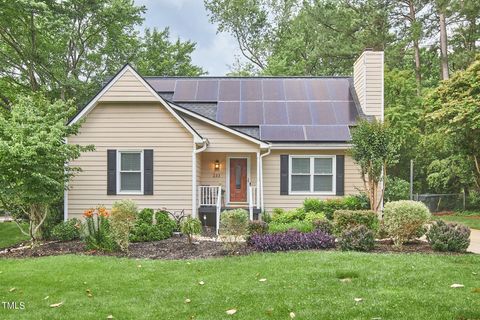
top-left (289, 156), bottom-right (335, 194)
top-left (118, 151), bottom-right (143, 193)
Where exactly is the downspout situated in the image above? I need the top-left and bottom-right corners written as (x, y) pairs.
top-left (192, 139), bottom-right (208, 218)
top-left (259, 145), bottom-right (271, 213)
top-left (63, 137), bottom-right (68, 221)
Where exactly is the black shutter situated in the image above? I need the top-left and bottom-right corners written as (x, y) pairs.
top-left (107, 150), bottom-right (117, 195)
top-left (336, 155), bottom-right (345, 196)
top-left (280, 155), bottom-right (289, 195)
top-left (144, 149), bottom-right (154, 195)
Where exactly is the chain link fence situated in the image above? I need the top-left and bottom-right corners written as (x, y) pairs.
top-left (413, 193), bottom-right (465, 213)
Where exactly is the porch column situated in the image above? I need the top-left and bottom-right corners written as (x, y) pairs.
top-left (256, 151), bottom-right (260, 209)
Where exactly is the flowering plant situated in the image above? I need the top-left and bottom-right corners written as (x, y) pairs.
top-left (83, 205), bottom-right (117, 251)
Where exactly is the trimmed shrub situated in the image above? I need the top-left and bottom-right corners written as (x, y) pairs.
top-left (51, 218), bottom-right (81, 241)
top-left (130, 209), bottom-right (176, 242)
top-left (181, 217), bottom-right (202, 244)
top-left (271, 208), bottom-right (305, 224)
top-left (303, 196), bottom-right (369, 220)
top-left (269, 220), bottom-right (314, 234)
top-left (384, 177), bottom-right (410, 202)
top-left (304, 212), bottom-right (326, 224)
top-left (426, 220), bottom-right (470, 252)
top-left (249, 230), bottom-right (335, 252)
top-left (220, 209), bottom-right (249, 252)
top-left (333, 210), bottom-right (379, 235)
top-left (339, 225), bottom-right (375, 251)
top-left (110, 200), bottom-right (137, 252)
top-left (246, 220), bottom-right (269, 239)
top-left (383, 200), bottom-right (431, 247)
top-left (313, 219), bottom-right (334, 235)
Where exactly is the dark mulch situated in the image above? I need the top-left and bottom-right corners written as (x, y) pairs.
top-left (373, 239), bottom-right (439, 254)
top-left (0, 236), bottom-right (468, 259)
top-left (0, 236), bottom-right (252, 260)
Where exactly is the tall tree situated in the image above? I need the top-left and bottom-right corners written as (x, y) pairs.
top-left (133, 28), bottom-right (206, 76)
top-left (425, 56), bottom-right (480, 190)
top-left (435, 0), bottom-right (451, 79)
top-left (0, 0), bottom-right (145, 104)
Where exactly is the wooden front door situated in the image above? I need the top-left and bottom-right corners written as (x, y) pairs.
top-left (229, 158), bottom-right (248, 202)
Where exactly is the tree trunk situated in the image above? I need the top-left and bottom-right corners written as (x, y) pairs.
top-left (439, 11), bottom-right (449, 80)
top-left (407, 0), bottom-right (422, 93)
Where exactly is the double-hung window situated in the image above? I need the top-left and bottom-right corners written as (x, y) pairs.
top-left (117, 151), bottom-right (143, 194)
top-left (289, 155), bottom-right (335, 194)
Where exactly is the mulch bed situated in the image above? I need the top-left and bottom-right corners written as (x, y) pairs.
top-left (1, 235), bottom-right (466, 259)
top-left (0, 236), bottom-right (253, 260)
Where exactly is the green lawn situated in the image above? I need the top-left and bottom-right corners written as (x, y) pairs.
top-left (0, 222), bottom-right (29, 249)
top-left (436, 211), bottom-right (480, 230)
top-left (1, 252), bottom-right (479, 319)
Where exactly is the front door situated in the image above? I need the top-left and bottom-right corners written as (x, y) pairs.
top-left (229, 158), bottom-right (248, 203)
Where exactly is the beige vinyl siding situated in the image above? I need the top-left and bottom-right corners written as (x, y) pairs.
top-left (183, 115), bottom-right (260, 153)
top-left (353, 51), bottom-right (384, 120)
top-left (262, 150), bottom-right (363, 212)
top-left (199, 153), bottom-right (258, 193)
top-left (68, 102), bottom-right (194, 218)
top-left (99, 69), bottom-right (157, 102)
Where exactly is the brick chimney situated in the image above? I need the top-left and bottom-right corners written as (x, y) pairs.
top-left (353, 49), bottom-right (384, 121)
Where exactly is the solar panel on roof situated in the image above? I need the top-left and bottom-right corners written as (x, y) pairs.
top-left (260, 125), bottom-right (305, 141)
top-left (263, 101), bottom-right (288, 124)
top-left (216, 101), bottom-right (240, 124)
top-left (218, 80), bottom-right (241, 101)
top-left (287, 101), bottom-right (312, 125)
top-left (328, 79), bottom-right (350, 101)
top-left (284, 79), bottom-right (308, 100)
top-left (172, 80), bottom-right (197, 101)
top-left (310, 102), bottom-right (337, 125)
top-left (332, 101), bottom-right (358, 124)
top-left (305, 79), bottom-right (330, 100)
top-left (304, 125), bottom-right (351, 141)
top-left (196, 80), bottom-right (219, 101)
top-left (147, 79), bottom-right (176, 92)
top-left (262, 79), bottom-right (285, 100)
top-left (240, 101), bottom-right (263, 125)
top-left (241, 80), bottom-right (262, 101)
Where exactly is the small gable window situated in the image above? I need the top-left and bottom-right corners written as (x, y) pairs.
top-left (118, 151), bottom-right (143, 194)
top-left (289, 155), bottom-right (335, 194)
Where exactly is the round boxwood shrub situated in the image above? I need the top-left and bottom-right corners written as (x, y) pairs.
top-left (51, 218), bottom-right (81, 241)
top-left (426, 220), bottom-right (470, 252)
top-left (339, 225), bottom-right (375, 252)
top-left (383, 200), bottom-right (431, 247)
top-left (130, 209), bottom-right (176, 242)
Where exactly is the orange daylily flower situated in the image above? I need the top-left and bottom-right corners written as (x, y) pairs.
top-left (83, 209), bottom-right (94, 218)
top-left (98, 206), bottom-right (109, 218)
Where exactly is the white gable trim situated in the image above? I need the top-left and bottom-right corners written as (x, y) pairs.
top-left (68, 65), bottom-right (204, 144)
top-left (168, 102), bottom-right (270, 149)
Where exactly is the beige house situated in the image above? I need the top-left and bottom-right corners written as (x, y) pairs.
top-left (66, 50), bottom-right (384, 231)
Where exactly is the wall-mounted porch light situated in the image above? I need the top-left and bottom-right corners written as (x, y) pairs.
top-left (214, 160), bottom-right (220, 171)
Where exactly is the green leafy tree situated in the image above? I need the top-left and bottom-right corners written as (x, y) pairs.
top-left (133, 28), bottom-right (206, 76)
top-left (0, 0), bottom-right (145, 104)
top-left (0, 94), bottom-right (93, 241)
top-left (425, 55), bottom-right (480, 191)
top-left (350, 120), bottom-right (399, 212)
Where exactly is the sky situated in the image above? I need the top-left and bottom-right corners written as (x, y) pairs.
top-left (134, 0), bottom-right (241, 75)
